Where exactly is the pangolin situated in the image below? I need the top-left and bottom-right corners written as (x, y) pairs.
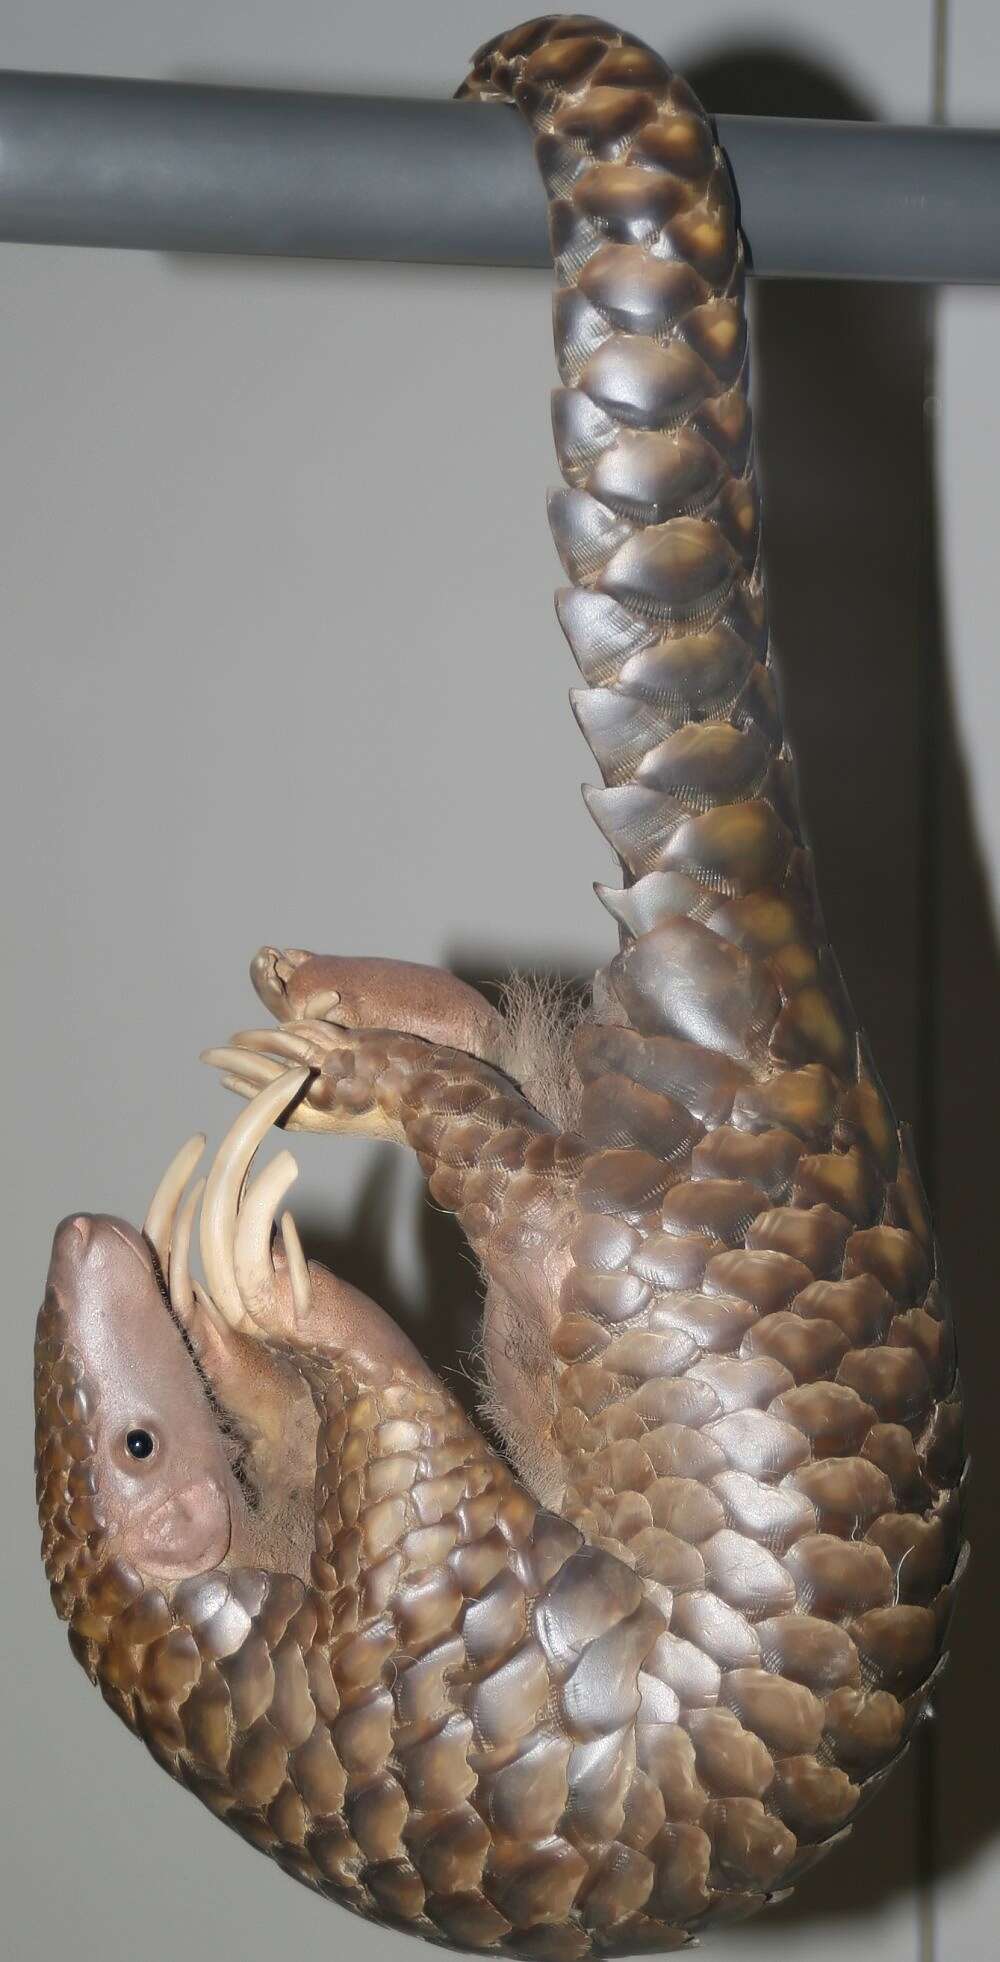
top-left (34, 14), bottom-right (966, 1957)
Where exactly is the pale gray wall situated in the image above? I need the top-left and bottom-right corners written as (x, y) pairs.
top-left (2, 7), bottom-right (994, 1962)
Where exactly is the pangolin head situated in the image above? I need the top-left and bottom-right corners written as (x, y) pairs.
top-left (34, 1072), bottom-right (324, 1640)
top-left (35, 1216), bottom-right (239, 1619)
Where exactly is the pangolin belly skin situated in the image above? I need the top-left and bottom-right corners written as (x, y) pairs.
top-left (34, 14), bottom-right (966, 1959)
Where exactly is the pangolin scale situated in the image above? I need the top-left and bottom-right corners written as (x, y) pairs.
top-left (34, 15), bottom-right (967, 1957)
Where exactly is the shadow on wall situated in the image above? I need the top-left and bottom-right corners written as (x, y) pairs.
top-left (679, 43), bottom-right (1000, 1930)
top-left (285, 39), bottom-right (1000, 1934)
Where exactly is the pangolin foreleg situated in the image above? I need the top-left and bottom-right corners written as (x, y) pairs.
top-left (203, 967), bottom-right (592, 1496)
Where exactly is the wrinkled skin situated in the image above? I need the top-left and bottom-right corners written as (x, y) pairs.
top-left (35, 16), bottom-right (966, 1959)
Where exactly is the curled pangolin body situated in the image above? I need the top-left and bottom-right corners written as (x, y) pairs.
top-left (35, 15), bottom-right (966, 1959)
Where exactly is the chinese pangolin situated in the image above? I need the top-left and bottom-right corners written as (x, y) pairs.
top-left (34, 14), bottom-right (967, 1957)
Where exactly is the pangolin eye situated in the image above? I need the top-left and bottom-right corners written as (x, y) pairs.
top-left (124, 1428), bottom-right (156, 1461)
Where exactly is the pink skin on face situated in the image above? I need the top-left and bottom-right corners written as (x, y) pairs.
top-left (45, 1215), bottom-right (238, 1581)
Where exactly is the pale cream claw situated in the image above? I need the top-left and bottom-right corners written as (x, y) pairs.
top-left (143, 1132), bottom-right (206, 1274)
top-left (279, 1210), bottom-right (313, 1332)
top-left (200, 1046), bottom-right (290, 1092)
top-left (206, 1066), bottom-right (343, 1134)
top-left (228, 1027), bottom-right (320, 1063)
top-left (207, 1071), bottom-right (317, 1341)
top-left (192, 1279), bottom-right (229, 1339)
top-left (198, 1068), bottom-right (312, 1331)
top-left (142, 1067), bottom-right (318, 1350)
top-left (285, 1018), bottom-right (350, 1050)
top-left (168, 1177), bottom-right (205, 1322)
top-left (202, 1027), bottom-right (351, 1132)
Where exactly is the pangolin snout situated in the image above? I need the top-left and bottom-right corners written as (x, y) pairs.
top-left (38, 1213), bottom-right (165, 1454)
top-left (48, 1212), bottom-right (94, 1278)
top-left (46, 1212), bottom-right (153, 1313)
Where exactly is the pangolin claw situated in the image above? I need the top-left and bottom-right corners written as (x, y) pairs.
top-left (201, 1017), bottom-right (391, 1133)
top-left (140, 1068), bottom-right (316, 1343)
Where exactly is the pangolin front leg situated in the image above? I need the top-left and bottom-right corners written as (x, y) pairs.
top-left (204, 955), bottom-right (589, 1499)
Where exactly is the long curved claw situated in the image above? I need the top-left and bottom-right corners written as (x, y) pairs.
top-left (201, 1025), bottom-right (364, 1134)
top-left (233, 1148), bottom-right (299, 1311)
top-left (200, 1047), bottom-right (291, 1092)
top-left (199, 1068), bottom-right (312, 1329)
top-left (143, 1072), bottom-right (316, 1349)
top-left (168, 1175), bottom-right (205, 1322)
top-left (279, 1209), bottom-right (313, 1332)
top-left (143, 1132), bottom-right (206, 1273)
top-left (227, 1028), bottom-right (319, 1063)
top-left (203, 1057), bottom-right (345, 1132)
top-left (288, 1018), bottom-right (354, 1046)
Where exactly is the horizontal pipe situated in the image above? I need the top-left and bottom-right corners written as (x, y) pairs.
top-left (1, 70), bottom-right (999, 283)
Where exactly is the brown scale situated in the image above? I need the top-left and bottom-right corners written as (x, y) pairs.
top-left (34, 14), bottom-right (965, 1959)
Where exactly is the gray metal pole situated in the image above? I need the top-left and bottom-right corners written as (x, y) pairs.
top-left (1, 69), bottom-right (999, 283)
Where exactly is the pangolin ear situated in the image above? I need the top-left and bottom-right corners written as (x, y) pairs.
top-left (123, 1475), bottom-right (232, 1580)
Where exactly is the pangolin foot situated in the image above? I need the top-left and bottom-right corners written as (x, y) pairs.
top-left (248, 946), bottom-right (506, 1063)
top-left (250, 946), bottom-right (326, 1021)
top-left (201, 1020), bottom-right (407, 1141)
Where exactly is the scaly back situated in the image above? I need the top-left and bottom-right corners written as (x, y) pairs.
top-left (459, 2), bottom-right (967, 1873)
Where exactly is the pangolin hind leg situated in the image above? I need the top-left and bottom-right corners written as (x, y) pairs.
top-left (250, 945), bottom-right (591, 1131)
top-left (250, 946), bottom-right (510, 1069)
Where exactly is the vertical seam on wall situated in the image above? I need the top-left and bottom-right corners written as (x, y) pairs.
top-left (917, 15), bottom-right (949, 1962)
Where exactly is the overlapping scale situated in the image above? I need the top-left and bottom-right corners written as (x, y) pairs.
top-left (460, 8), bottom-right (967, 1947)
top-left (38, 17), bottom-right (966, 1960)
